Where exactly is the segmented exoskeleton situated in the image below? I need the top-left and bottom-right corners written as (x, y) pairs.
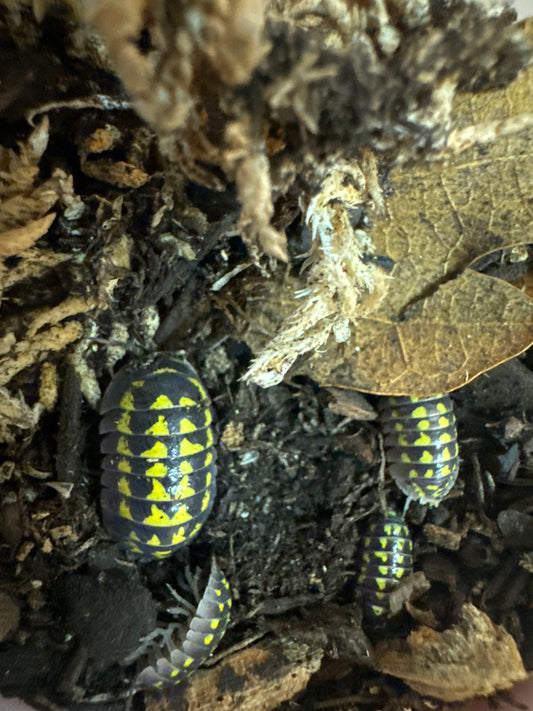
top-left (358, 511), bottom-right (413, 621)
top-left (99, 353), bottom-right (217, 561)
top-left (135, 559), bottom-right (231, 689)
top-left (378, 394), bottom-right (460, 507)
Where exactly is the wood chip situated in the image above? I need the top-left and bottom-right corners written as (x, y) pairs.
top-left (375, 604), bottom-right (527, 701)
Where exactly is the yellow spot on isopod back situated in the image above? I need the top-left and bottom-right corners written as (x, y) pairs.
top-left (439, 433), bottom-right (452, 444)
top-left (375, 552), bottom-right (387, 562)
top-left (398, 435), bottom-right (408, 446)
top-left (153, 368), bottom-right (178, 375)
top-left (132, 380), bottom-right (144, 388)
top-left (170, 669), bottom-right (179, 677)
top-left (394, 422), bottom-right (404, 432)
top-left (438, 416), bottom-right (450, 427)
top-left (180, 460), bottom-right (193, 475)
top-left (172, 528), bottom-right (187, 544)
top-left (190, 522), bottom-right (202, 536)
top-left (184, 657), bottom-right (194, 668)
top-left (441, 464), bottom-right (451, 476)
top-left (401, 452), bottom-right (412, 463)
top-left (143, 504), bottom-right (193, 526)
top-left (215, 589), bottom-right (222, 597)
top-left (417, 419), bottom-right (430, 430)
top-left (412, 406), bottom-right (427, 418)
top-left (179, 418), bottom-right (196, 434)
top-left (205, 410), bottom-right (213, 426)
top-left (118, 477), bottom-right (131, 496)
top-left (120, 392), bottom-right (134, 409)
top-left (409, 469), bottom-right (420, 479)
top-left (118, 458), bottom-right (132, 473)
top-left (201, 489), bottom-right (211, 511)
top-left (171, 505), bottom-right (193, 525)
top-left (127, 544), bottom-right (143, 554)
top-left (378, 565), bottom-right (388, 575)
top-left (206, 429), bottom-right (214, 446)
top-left (376, 578), bottom-right (387, 590)
top-left (441, 447), bottom-right (451, 460)
top-left (142, 441), bottom-right (168, 458)
top-left (378, 537), bottom-right (388, 549)
top-left (154, 549), bottom-right (173, 559)
top-left (146, 462), bottom-right (168, 477)
top-left (371, 606), bottom-right (385, 616)
top-left (374, 592), bottom-right (386, 601)
top-left (227, 599), bottom-right (232, 608)
top-left (436, 401), bottom-right (447, 413)
top-left (117, 437), bottom-right (133, 456)
top-left (179, 396), bottom-right (195, 406)
top-left (426, 484), bottom-right (439, 491)
top-left (119, 500), bottom-right (133, 520)
top-left (204, 451), bottom-right (213, 466)
top-left (383, 524), bottom-right (392, 535)
top-left (146, 416), bottom-right (170, 436)
top-left (419, 450), bottom-right (434, 464)
top-left (176, 475), bottom-right (195, 498)
top-left (206, 471), bottom-right (212, 487)
top-left (414, 433), bottom-right (431, 446)
top-left (180, 438), bottom-right (204, 457)
top-left (204, 634), bottom-right (214, 645)
top-left (129, 531), bottom-right (141, 541)
top-left (424, 469), bottom-right (435, 478)
top-left (147, 479), bottom-right (171, 501)
top-left (150, 395), bottom-right (174, 409)
top-left (218, 603), bottom-right (224, 611)
top-left (211, 619), bottom-right (219, 629)
top-left (146, 534), bottom-right (161, 545)
top-left (116, 412), bottom-right (132, 433)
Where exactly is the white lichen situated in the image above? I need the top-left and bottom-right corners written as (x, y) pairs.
top-left (244, 158), bottom-right (386, 387)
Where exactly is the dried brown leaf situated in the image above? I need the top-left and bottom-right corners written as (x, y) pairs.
top-left (0, 248), bottom-right (73, 295)
top-left (375, 604), bottom-right (527, 702)
top-left (38, 361), bottom-right (58, 412)
top-left (0, 118), bottom-right (74, 257)
top-left (0, 322), bottom-right (83, 388)
top-left (305, 270), bottom-right (533, 395)
top-left (0, 387), bottom-right (40, 443)
top-left (26, 295), bottom-right (98, 338)
top-left (0, 213), bottom-right (55, 257)
top-left (247, 18), bottom-right (533, 394)
top-left (79, 158), bottom-right (149, 188)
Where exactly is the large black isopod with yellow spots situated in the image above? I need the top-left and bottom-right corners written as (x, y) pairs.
top-left (358, 511), bottom-right (413, 621)
top-left (378, 394), bottom-right (460, 507)
top-left (135, 559), bottom-right (231, 689)
top-left (99, 354), bottom-right (217, 561)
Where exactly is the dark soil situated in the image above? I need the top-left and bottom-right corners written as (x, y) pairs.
top-left (0, 4), bottom-right (532, 711)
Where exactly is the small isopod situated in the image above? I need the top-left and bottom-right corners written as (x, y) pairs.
top-left (358, 511), bottom-right (413, 621)
top-left (378, 394), bottom-right (460, 507)
top-left (99, 353), bottom-right (217, 560)
top-left (136, 559), bottom-right (231, 689)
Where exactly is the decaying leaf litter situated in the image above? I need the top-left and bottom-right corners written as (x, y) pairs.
top-left (0, 1), bottom-right (532, 709)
